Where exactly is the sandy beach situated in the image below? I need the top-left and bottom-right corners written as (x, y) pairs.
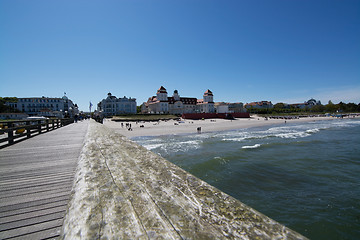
top-left (103, 115), bottom-right (338, 138)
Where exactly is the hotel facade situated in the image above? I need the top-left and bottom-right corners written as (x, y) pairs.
top-left (5, 95), bottom-right (78, 118)
top-left (142, 86), bottom-right (215, 114)
top-left (98, 93), bottom-right (137, 117)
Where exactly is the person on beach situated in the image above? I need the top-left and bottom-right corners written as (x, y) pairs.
top-left (197, 127), bottom-right (201, 133)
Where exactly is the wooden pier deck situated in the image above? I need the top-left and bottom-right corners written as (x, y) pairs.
top-left (0, 120), bottom-right (88, 240)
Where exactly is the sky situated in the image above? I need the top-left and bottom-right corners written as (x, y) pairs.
top-left (1, 0), bottom-right (359, 111)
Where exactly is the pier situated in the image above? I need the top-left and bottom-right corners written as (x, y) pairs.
top-left (0, 120), bottom-right (88, 239)
top-left (0, 119), bottom-right (306, 239)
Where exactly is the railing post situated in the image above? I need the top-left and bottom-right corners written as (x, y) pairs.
top-left (38, 120), bottom-right (42, 134)
top-left (57, 119), bottom-right (60, 128)
top-left (26, 121), bottom-right (31, 138)
top-left (8, 122), bottom-right (14, 145)
top-left (46, 119), bottom-right (49, 132)
top-left (52, 119), bottom-right (55, 130)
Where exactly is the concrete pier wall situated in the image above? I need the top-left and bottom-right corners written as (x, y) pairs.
top-left (61, 120), bottom-right (306, 239)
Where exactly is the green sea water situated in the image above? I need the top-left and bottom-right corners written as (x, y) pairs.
top-left (134, 118), bottom-right (360, 239)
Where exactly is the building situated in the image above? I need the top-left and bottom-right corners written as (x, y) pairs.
top-left (288, 98), bottom-right (322, 109)
top-left (0, 113), bottom-right (29, 120)
top-left (215, 102), bottom-right (246, 113)
top-left (5, 95), bottom-right (78, 118)
top-left (245, 101), bottom-right (273, 109)
top-left (142, 86), bottom-right (215, 114)
top-left (196, 90), bottom-right (215, 113)
top-left (98, 93), bottom-right (137, 117)
top-left (215, 102), bottom-right (229, 113)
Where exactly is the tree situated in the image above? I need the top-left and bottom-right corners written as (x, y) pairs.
top-left (310, 104), bottom-right (325, 112)
top-left (137, 105), bottom-right (142, 113)
top-left (325, 100), bottom-right (337, 113)
top-left (274, 103), bottom-right (286, 109)
top-left (0, 97), bottom-right (19, 113)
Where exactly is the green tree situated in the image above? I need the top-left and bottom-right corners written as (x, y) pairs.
top-left (310, 104), bottom-right (325, 112)
top-left (0, 97), bottom-right (19, 113)
top-left (274, 103), bottom-right (285, 109)
top-left (325, 100), bottom-right (337, 113)
top-left (137, 105), bottom-right (142, 113)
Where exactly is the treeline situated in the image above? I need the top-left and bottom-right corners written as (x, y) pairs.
top-left (247, 101), bottom-right (360, 114)
top-left (0, 97), bottom-right (20, 113)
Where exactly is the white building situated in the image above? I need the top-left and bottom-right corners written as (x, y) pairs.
top-left (98, 93), bottom-right (137, 117)
top-left (0, 113), bottom-right (29, 120)
top-left (215, 102), bottom-right (246, 113)
top-left (288, 98), bottom-right (322, 109)
top-left (245, 101), bottom-right (273, 109)
top-left (215, 103), bottom-right (230, 113)
top-left (142, 86), bottom-right (215, 114)
top-left (5, 95), bottom-right (78, 118)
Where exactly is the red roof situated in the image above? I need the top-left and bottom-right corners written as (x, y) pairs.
top-left (157, 86), bottom-right (167, 93)
top-left (204, 89), bottom-right (213, 95)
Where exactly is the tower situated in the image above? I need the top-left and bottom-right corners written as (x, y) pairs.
top-left (156, 86), bottom-right (168, 101)
top-left (203, 89), bottom-right (213, 103)
top-left (173, 90), bottom-right (180, 101)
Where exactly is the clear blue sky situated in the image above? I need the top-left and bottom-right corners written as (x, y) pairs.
top-left (1, 0), bottom-right (359, 111)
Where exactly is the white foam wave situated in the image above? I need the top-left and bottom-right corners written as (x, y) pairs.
top-left (242, 144), bottom-right (261, 149)
top-left (143, 143), bottom-right (163, 150)
top-left (165, 140), bottom-right (202, 153)
top-left (222, 137), bottom-right (247, 142)
top-left (276, 132), bottom-right (310, 139)
top-left (306, 128), bottom-right (320, 133)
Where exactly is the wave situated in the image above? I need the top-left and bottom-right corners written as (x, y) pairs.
top-left (222, 128), bottom-right (314, 141)
top-left (306, 128), bottom-right (320, 133)
top-left (242, 144), bottom-right (261, 149)
top-left (143, 143), bottom-right (164, 150)
top-left (143, 139), bottom-right (202, 153)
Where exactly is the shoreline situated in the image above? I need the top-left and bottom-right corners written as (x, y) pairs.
top-left (103, 115), bottom-right (347, 139)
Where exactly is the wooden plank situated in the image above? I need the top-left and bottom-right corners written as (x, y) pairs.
top-left (0, 163), bottom-right (77, 176)
top-left (0, 176), bottom-right (74, 192)
top-left (0, 121), bottom-right (88, 239)
top-left (8, 226), bottom-right (61, 240)
top-left (0, 161), bottom-right (78, 175)
top-left (0, 218), bottom-right (63, 239)
top-left (0, 188), bottom-right (72, 207)
top-left (0, 185), bottom-right (72, 199)
top-left (0, 211), bottom-right (65, 231)
top-left (0, 199), bottom-right (68, 218)
top-left (0, 171), bottom-right (74, 181)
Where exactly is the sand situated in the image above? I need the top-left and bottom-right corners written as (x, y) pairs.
top-left (103, 115), bottom-right (337, 138)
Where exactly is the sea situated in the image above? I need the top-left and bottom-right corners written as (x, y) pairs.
top-left (133, 118), bottom-right (360, 240)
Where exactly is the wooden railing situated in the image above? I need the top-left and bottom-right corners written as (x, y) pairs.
top-left (0, 118), bottom-right (74, 148)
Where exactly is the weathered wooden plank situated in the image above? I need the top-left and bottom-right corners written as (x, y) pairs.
top-left (0, 162), bottom-right (78, 176)
top-left (0, 185), bottom-right (72, 199)
top-left (0, 177), bottom-right (74, 192)
top-left (0, 186), bottom-right (72, 208)
top-left (0, 171), bottom-right (74, 182)
top-left (61, 121), bottom-right (306, 240)
top-left (0, 199), bottom-right (68, 218)
top-left (0, 173), bottom-right (73, 188)
top-left (0, 211), bottom-right (65, 231)
top-left (0, 165), bottom-right (76, 177)
top-left (8, 227), bottom-right (61, 240)
top-left (0, 121), bottom-right (88, 239)
top-left (0, 218), bottom-right (63, 239)
top-left (0, 152), bottom-right (81, 166)
top-left (0, 194), bottom-right (69, 213)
